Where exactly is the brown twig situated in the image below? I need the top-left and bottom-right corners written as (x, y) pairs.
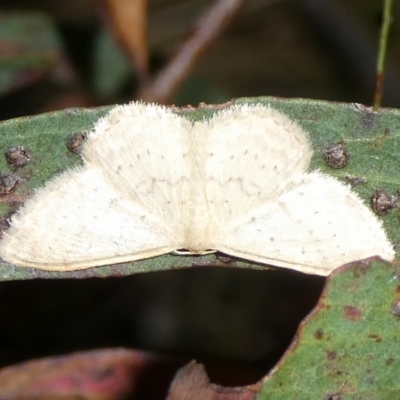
top-left (105, 0), bottom-right (149, 83)
top-left (137, 0), bottom-right (246, 104)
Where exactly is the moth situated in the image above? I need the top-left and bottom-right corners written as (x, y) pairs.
top-left (0, 103), bottom-right (394, 275)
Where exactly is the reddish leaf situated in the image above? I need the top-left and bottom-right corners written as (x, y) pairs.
top-left (0, 348), bottom-right (177, 399)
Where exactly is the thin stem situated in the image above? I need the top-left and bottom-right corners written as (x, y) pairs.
top-left (373, 0), bottom-right (393, 109)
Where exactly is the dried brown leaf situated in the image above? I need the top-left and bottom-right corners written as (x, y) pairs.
top-left (166, 361), bottom-right (260, 400)
top-left (105, 0), bottom-right (148, 81)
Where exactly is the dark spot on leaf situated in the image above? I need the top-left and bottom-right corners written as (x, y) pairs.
top-left (323, 394), bottom-right (341, 400)
top-left (367, 334), bottom-right (382, 342)
top-left (322, 143), bottom-right (349, 169)
top-left (345, 175), bottom-right (367, 187)
top-left (314, 329), bottom-right (324, 339)
top-left (326, 351), bottom-right (337, 360)
top-left (319, 301), bottom-right (331, 310)
top-left (0, 217), bottom-right (10, 238)
top-left (5, 146), bottom-right (32, 167)
top-left (386, 357), bottom-right (394, 366)
top-left (215, 253), bottom-right (233, 263)
top-left (343, 306), bottom-right (362, 320)
top-left (65, 108), bottom-right (79, 116)
top-left (0, 172), bottom-right (19, 195)
top-left (360, 106), bottom-right (377, 129)
top-left (67, 132), bottom-right (87, 155)
top-left (371, 189), bottom-right (396, 215)
top-left (391, 300), bottom-right (400, 317)
top-left (396, 285), bottom-right (400, 293)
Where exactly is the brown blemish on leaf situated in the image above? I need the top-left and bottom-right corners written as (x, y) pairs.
top-left (319, 301), bottom-right (331, 310)
top-left (326, 351), bottom-right (337, 361)
top-left (371, 189), bottom-right (396, 216)
top-left (215, 253), bottom-right (233, 263)
top-left (166, 361), bottom-right (260, 400)
top-left (391, 299), bottom-right (400, 317)
top-left (325, 356), bottom-right (344, 384)
top-left (345, 175), bottom-right (367, 187)
top-left (5, 146), bottom-right (32, 168)
top-left (323, 394), bottom-right (341, 400)
top-left (67, 132), bottom-right (87, 155)
top-left (178, 100), bottom-right (235, 114)
top-left (322, 143), bottom-right (349, 169)
top-left (326, 353), bottom-right (342, 377)
top-left (0, 196), bottom-right (27, 209)
top-left (0, 172), bottom-right (19, 195)
top-left (0, 217), bottom-right (10, 240)
top-left (358, 104), bottom-right (377, 130)
top-left (367, 334), bottom-right (382, 342)
top-left (343, 306), bottom-right (362, 321)
top-left (314, 329), bottom-right (324, 339)
top-left (385, 357), bottom-right (394, 366)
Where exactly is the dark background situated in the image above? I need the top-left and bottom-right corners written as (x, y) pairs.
top-left (0, 0), bottom-right (398, 392)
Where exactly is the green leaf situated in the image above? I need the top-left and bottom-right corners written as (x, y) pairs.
top-left (0, 12), bottom-right (61, 95)
top-left (92, 28), bottom-right (132, 99)
top-left (256, 258), bottom-right (400, 399)
top-left (0, 96), bottom-right (399, 280)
